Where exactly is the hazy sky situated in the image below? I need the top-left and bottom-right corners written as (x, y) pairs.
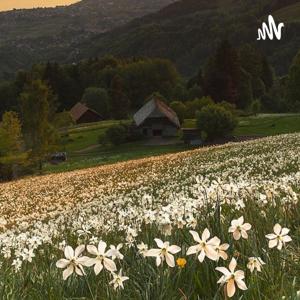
top-left (0, 0), bottom-right (80, 11)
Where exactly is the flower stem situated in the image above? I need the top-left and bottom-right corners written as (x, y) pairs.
top-left (84, 274), bottom-right (95, 300)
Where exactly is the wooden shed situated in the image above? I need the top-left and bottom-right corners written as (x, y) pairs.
top-left (133, 97), bottom-right (180, 137)
top-left (70, 102), bottom-right (102, 124)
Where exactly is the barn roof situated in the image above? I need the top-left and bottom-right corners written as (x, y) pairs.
top-left (70, 102), bottom-right (101, 122)
top-left (133, 97), bottom-right (180, 128)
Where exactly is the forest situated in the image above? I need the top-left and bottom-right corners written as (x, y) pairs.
top-left (0, 40), bottom-right (299, 180)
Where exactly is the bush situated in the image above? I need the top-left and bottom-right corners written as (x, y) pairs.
top-left (99, 123), bottom-right (143, 147)
top-left (218, 101), bottom-right (237, 116)
top-left (250, 99), bottom-right (261, 116)
top-left (103, 124), bottom-right (128, 146)
top-left (169, 101), bottom-right (186, 123)
top-left (185, 97), bottom-right (214, 118)
top-left (196, 104), bottom-right (237, 141)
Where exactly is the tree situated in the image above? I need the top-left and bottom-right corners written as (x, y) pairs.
top-left (122, 58), bottom-right (180, 108)
top-left (20, 80), bottom-right (58, 170)
top-left (250, 99), bottom-right (262, 116)
top-left (239, 44), bottom-right (263, 80)
top-left (82, 87), bottom-right (110, 118)
top-left (0, 81), bottom-right (18, 116)
top-left (237, 68), bottom-right (253, 109)
top-left (0, 111), bottom-right (26, 181)
top-left (1, 111), bottom-right (23, 153)
top-left (261, 57), bottom-right (274, 91)
top-left (196, 104), bottom-right (237, 141)
top-left (109, 75), bottom-right (130, 119)
top-left (185, 97), bottom-right (214, 118)
top-left (204, 41), bottom-right (240, 104)
top-left (287, 50), bottom-right (300, 111)
top-left (169, 101), bottom-right (186, 123)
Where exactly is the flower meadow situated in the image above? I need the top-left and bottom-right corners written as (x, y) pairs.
top-left (0, 133), bottom-right (300, 299)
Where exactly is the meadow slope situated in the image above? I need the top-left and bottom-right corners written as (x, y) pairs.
top-left (0, 133), bottom-right (300, 299)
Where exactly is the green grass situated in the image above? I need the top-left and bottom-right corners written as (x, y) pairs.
top-left (183, 114), bottom-right (300, 137)
top-left (234, 114), bottom-right (300, 137)
top-left (45, 114), bottom-right (300, 174)
top-left (45, 142), bottom-right (191, 173)
top-left (62, 120), bottom-right (125, 152)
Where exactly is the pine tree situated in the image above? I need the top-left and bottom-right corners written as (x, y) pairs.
top-left (204, 41), bottom-right (240, 104)
top-left (109, 75), bottom-right (130, 120)
top-left (287, 50), bottom-right (300, 111)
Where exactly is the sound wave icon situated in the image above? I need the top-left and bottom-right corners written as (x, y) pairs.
top-left (257, 15), bottom-right (284, 41)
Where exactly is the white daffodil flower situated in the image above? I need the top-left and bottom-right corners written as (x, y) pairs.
top-left (186, 229), bottom-right (219, 262)
top-left (21, 248), bottom-right (35, 263)
top-left (247, 257), bottom-right (265, 273)
top-left (216, 258), bottom-right (247, 298)
top-left (107, 243), bottom-right (124, 260)
top-left (215, 242), bottom-right (230, 261)
top-left (265, 224), bottom-right (292, 250)
top-left (145, 238), bottom-right (181, 267)
top-left (228, 216), bottom-right (252, 240)
top-left (86, 240), bottom-right (117, 275)
top-left (137, 242), bottom-right (148, 257)
top-left (109, 269), bottom-right (129, 290)
top-left (56, 245), bottom-right (89, 280)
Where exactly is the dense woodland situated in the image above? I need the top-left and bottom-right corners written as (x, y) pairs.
top-left (0, 40), bottom-right (300, 180)
top-left (0, 41), bottom-right (299, 118)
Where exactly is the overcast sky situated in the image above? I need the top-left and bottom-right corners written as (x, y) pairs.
top-left (0, 0), bottom-right (79, 11)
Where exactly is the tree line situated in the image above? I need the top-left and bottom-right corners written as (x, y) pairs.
top-left (0, 41), bottom-right (300, 181)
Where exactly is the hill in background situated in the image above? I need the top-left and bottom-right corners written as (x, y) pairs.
top-left (0, 0), bottom-right (299, 78)
top-left (0, 0), bottom-right (175, 78)
top-left (81, 0), bottom-right (300, 76)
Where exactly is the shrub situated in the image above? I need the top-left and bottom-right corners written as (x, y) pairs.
top-left (169, 101), bottom-right (186, 123)
top-left (250, 99), bottom-right (261, 116)
top-left (196, 104), bottom-right (237, 141)
top-left (99, 123), bottom-right (142, 147)
top-left (218, 101), bottom-right (237, 116)
top-left (104, 124), bottom-right (128, 146)
top-left (185, 97), bottom-right (214, 118)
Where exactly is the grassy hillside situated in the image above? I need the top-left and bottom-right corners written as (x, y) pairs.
top-left (1, 133), bottom-right (300, 299)
top-left (46, 120), bottom-right (190, 173)
top-left (234, 114), bottom-right (300, 136)
top-left (44, 113), bottom-right (300, 173)
top-left (183, 113), bottom-right (300, 136)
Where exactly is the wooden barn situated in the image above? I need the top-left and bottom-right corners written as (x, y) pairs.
top-left (70, 102), bottom-right (102, 124)
top-left (133, 97), bottom-right (180, 137)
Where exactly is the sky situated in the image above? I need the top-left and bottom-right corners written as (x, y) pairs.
top-left (0, 0), bottom-right (80, 11)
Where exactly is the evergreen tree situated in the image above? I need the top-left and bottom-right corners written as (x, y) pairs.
top-left (204, 41), bottom-right (240, 104)
top-left (261, 57), bottom-right (274, 91)
top-left (109, 75), bottom-right (130, 120)
top-left (287, 50), bottom-right (300, 111)
top-left (82, 87), bottom-right (110, 119)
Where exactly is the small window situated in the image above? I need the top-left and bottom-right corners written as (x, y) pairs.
top-left (143, 128), bottom-right (148, 136)
top-left (153, 129), bottom-right (162, 136)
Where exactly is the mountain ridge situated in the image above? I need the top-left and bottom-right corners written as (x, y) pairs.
top-left (0, 0), bottom-right (299, 78)
top-left (0, 0), bottom-right (175, 78)
top-left (78, 0), bottom-right (300, 76)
